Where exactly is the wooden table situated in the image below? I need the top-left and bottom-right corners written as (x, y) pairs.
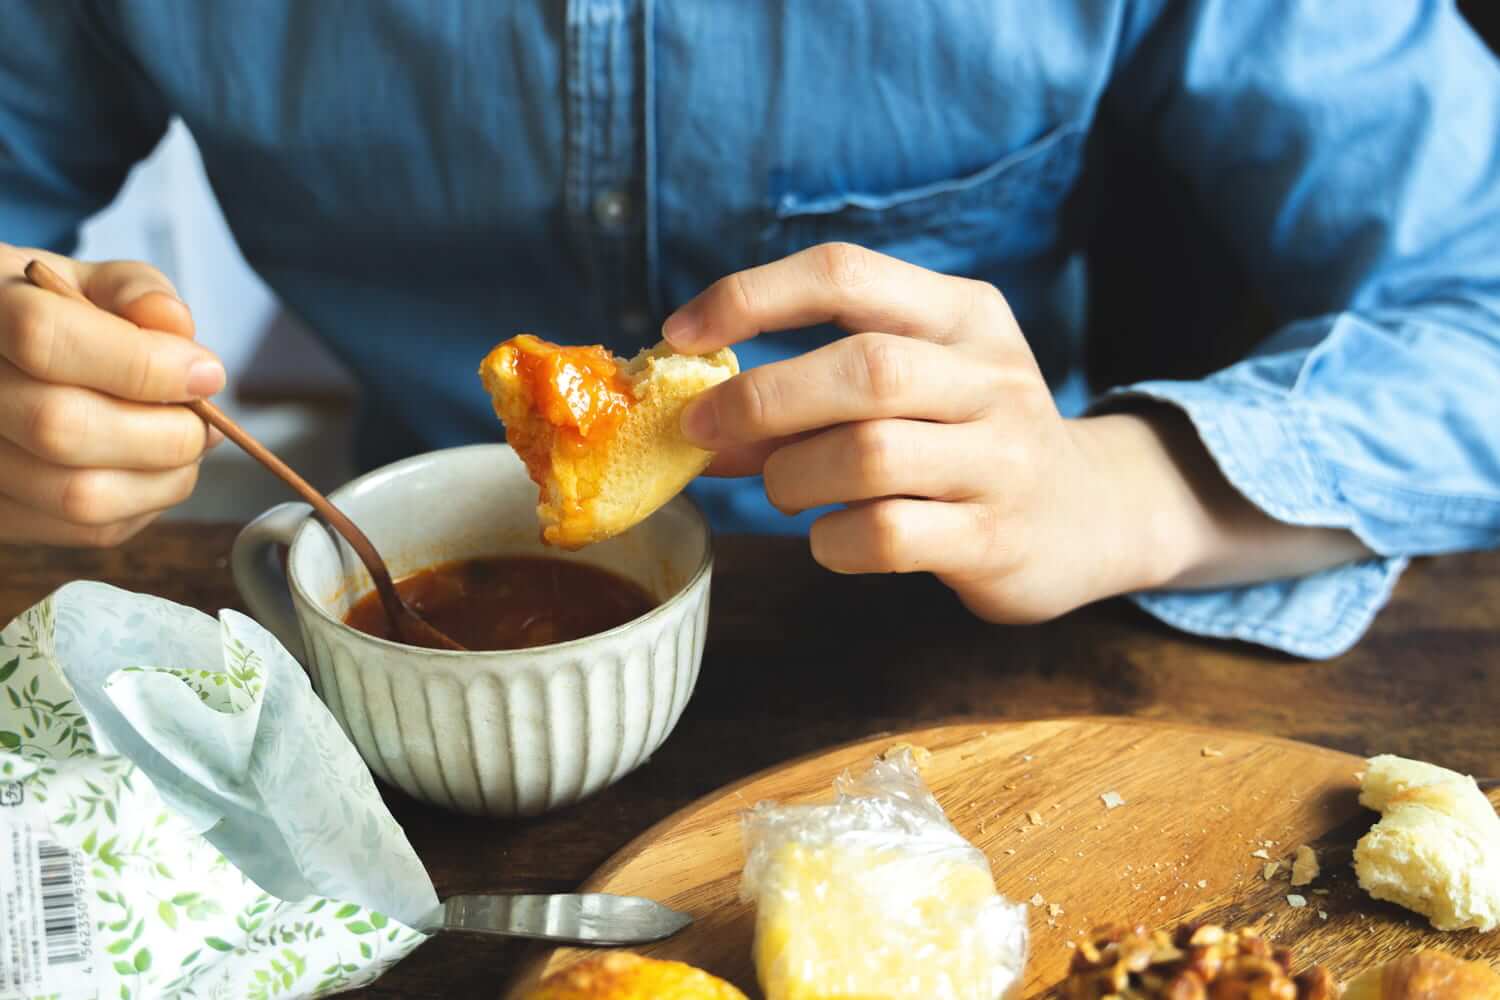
top-left (3, 524), bottom-right (1498, 998)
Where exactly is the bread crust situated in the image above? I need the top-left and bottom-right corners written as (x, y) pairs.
top-left (480, 336), bottom-right (738, 548)
top-left (1353, 754), bottom-right (1500, 932)
top-left (1343, 951), bottom-right (1500, 1000)
top-left (522, 951), bottom-right (748, 1000)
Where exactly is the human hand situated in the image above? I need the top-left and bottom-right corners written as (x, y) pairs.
top-left (658, 243), bottom-right (1167, 621)
top-left (0, 244), bottom-right (224, 546)
top-left (660, 242), bottom-right (1366, 623)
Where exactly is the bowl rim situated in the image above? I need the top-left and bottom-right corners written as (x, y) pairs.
top-left (283, 442), bottom-right (714, 659)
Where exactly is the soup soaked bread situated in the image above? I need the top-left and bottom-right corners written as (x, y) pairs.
top-left (480, 335), bottom-right (737, 549)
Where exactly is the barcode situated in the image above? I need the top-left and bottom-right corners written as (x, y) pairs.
top-left (35, 839), bottom-right (84, 966)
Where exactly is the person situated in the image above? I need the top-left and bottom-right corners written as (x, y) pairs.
top-left (1, 2), bottom-right (1496, 659)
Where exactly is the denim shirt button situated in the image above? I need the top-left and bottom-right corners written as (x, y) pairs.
top-left (593, 190), bottom-right (632, 229)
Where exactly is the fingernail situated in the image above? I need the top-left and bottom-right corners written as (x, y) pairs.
top-left (186, 360), bottom-right (226, 397)
top-left (662, 308), bottom-right (701, 348)
top-left (681, 397), bottom-right (718, 445)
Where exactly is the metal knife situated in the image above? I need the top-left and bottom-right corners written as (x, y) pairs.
top-left (430, 894), bottom-right (693, 946)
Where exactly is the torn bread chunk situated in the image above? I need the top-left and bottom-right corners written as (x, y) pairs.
top-left (479, 335), bottom-right (738, 548)
top-left (1343, 950), bottom-right (1500, 1000)
top-left (1353, 754), bottom-right (1500, 931)
top-left (522, 951), bottom-right (749, 1000)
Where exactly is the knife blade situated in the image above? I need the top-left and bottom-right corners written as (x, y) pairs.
top-left (433, 894), bottom-right (693, 946)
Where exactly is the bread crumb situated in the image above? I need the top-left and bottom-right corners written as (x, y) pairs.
top-left (1262, 862), bottom-right (1281, 880)
top-left (1290, 845), bottom-right (1320, 886)
top-left (1004, 848), bottom-right (1017, 855)
top-left (1318, 910), bottom-right (1329, 920)
top-left (1312, 888), bottom-right (1330, 896)
top-left (1251, 849), bottom-right (1271, 860)
top-left (1287, 894), bottom-right (1308, 908)
top-left (1030, 893), bottom-right (1045, 907)
top-left (1197, 880), bottom-right (1208, 889)
top-left (882, 742), bottom-right (933, 767)
top-left (1100, 791), bottom-right (1126, 809)
top-left (1201, 747), bottom-right (1225, 757)
top-left (1048, 903), bottom-right (1064, 918)
top-left (1026, 810), bottom-right (1045, 825)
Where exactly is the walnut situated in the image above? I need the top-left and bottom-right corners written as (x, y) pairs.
top-left (1061, 923), bottom-right (1337, 1000)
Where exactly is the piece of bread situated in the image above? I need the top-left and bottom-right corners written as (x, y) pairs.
top-left (1343, 950), bottom-right (1500, 1000)
top-left (521, 951), bottom-right (748, 1000)
top-left (1353, 754), bottom-right (1500, 931)
top-left (479, 335), bottom-right (738, 548)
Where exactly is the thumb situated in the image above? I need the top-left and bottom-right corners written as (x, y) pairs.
top-left (80, 260), bottom-right (196, 339)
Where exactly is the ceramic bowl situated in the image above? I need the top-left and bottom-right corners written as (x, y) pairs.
top-left (231, 443), bottom-right (711, 816)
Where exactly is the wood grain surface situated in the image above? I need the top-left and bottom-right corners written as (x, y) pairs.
top-left (2, 525), bottom-right (1498, 998)
top-left (512, 718), bottom-right (1500, 997)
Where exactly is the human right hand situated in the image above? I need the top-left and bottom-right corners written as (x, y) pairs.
top-left (0, 244), bottom-right (225, 546)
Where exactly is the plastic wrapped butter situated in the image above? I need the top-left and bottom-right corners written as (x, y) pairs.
top-left (739, 747), bottom-right (1028, 1000)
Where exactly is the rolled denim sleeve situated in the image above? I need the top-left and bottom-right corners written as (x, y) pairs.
top-left (0, 1), bottom-right (168, 251)
top-left (1096, 1), bottom-right (1500, 658)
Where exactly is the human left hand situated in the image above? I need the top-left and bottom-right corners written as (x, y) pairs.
top-left (661, 242), bottom-right (1184, 623)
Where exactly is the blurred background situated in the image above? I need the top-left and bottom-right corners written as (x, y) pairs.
top-left (72, 3), bottom-right (1497, 522)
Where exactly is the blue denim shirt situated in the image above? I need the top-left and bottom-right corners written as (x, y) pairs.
top-left (3, 2), bottom-right (1499, 658)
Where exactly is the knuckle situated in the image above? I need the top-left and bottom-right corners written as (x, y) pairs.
top-left (970, 504), bottom-right (1021, 575)
top-left (121, 342), bottom-right (164, 401)
top-left (132, 260), bottom-right (171, 288)
top-left (967, 278), bottom-right (1010, 318)
top-left (760, 461), bottom-right (797, 515)
top-left (734, 370), bottom-right (777, 437)
top-left (99, 259), bottom-right (176, 300)
top-left (166, 414), bottom-right (207, 466)
top-left (5, 298), bottom-right (57, 378)
top-left (849, 421), bottom-right (897, 492)
top-left (863, 502), bottom-right (910, 571)
top-left (169, 463), bottom-right (201, 506)
top-left (721, 271), bottom-right (758, 325)
top-left (59, 470), bottom-right (117, 526)
top-left (851, 333), bottom-right (908, 405)
top-left (26, 391), bottom-right (85, 462)
top-left (815, 242), bottom-right (872, 293)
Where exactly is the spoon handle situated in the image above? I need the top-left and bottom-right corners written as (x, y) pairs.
top-left (184, 397), bottom-right (406, 622)
top-left (21, 259), bottom-right (411, 643)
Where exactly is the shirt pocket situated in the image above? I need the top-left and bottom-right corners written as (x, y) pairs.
top-left (758, 119), bottom-right (1089, 277)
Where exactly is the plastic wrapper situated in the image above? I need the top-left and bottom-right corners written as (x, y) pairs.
top-left (0, 582), bottom-right (440, 999)
top-left (739, 746), bottom-right (1028, 1000)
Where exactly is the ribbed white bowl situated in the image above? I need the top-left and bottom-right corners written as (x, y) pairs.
top-left (232, 444), bottom-right (712, 817)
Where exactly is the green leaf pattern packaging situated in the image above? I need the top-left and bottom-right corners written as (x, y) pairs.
top-left (0, 583), bottom-right (439, 999)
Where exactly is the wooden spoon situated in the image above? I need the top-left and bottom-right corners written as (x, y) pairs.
top-left (24, 259), bottom-right (467, 652)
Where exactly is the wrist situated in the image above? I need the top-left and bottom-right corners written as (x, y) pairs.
top-left (1065, 411), bottom-right (1215, 597)
top-left (1070, 405), bottom-right (1377, 595)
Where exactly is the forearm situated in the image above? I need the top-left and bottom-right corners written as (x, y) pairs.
top-left (1073, 408), bottom-right (1374, 596)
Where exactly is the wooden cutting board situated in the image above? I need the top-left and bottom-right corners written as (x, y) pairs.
top-left (508, 717), bottom-right (1500, 997)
